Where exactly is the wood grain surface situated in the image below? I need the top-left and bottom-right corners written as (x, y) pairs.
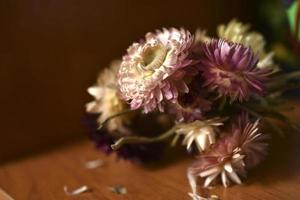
top-left (0, 128), bottom-right (300, 200)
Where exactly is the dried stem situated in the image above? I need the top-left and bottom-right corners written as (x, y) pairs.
top-left (236, 104), bottom-right (284, 136)
top-left (111, 126), bottom-right (177, 150)
top-left (98, 109), bottom-right (133, 130)
top-left (267, 70), bottom-right (300, 92)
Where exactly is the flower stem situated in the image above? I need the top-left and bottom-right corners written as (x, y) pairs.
top-left (268, 70), bottom-right (300, 92)
top-left (111, 126), bottom-right (177, 150)
top-left (98, 109), bottom-right (133, 130)
top-left (236, 104), bottom-right (287, 137)
top-left (280, 70), bottom-right (300, 80)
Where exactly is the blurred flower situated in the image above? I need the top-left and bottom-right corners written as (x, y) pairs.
top-left (86, 61), bottom-right (131, 134)
top-left (166, 76), bottom-right (211, 122)
top-left (217, 19), bottom-right (277, 70)
top-left (234, 114), bottom-right (269, 168)
top-left (118, 28), bottom-right (198, 113)
top-left (167, 94), bottom-right (211, 122)
top-left (195, 29), bottom-right (211, 43)
top-left (188, 114), bottom-right (268, 189)
top-left (84, 113), bottom-right (165, 162)
top-left (175, 117), bottom-right (226, 152)
top-left (200, 39), bottom-right (271, 102)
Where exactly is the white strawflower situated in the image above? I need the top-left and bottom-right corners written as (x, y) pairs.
top-left (175, 117), bottom-right (226, 152)
top-left (86, 61), bottom-right (131, 133)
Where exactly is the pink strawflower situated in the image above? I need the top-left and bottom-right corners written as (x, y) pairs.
top-left (200, 39), bottom-right (271, 102)
top-left (118, 28), bottom-right (198, 113)
top-left (188, 114), bottom-right (268, 193)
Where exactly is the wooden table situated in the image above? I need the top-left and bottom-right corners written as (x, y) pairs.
top-left (0, 130), bottom-right (300, 200)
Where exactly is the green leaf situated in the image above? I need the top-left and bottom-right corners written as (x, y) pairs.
top-left (287, 1), bottom-right (300, 41)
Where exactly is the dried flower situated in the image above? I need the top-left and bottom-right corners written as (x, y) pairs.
top-left (174, 117), bottom-right (226, 152)
top-left (217, 19), bottom-right (277, 70)
top-left (84, 113), bottom-right (165, 162)
top-left (166, 76), bottom-right (212, 122)
top-left (188, 114), bottom-right (268, 190)
top-left (195, 29), bottom-right (211, 43)
top-left (118, 28), bottom-right (198, 113)
top-left (167, 93), bottom-right (211, 122)
top-left (200, 39), bottom-right (271, 102)
top-left (86, 61), bottom-right (131, 133)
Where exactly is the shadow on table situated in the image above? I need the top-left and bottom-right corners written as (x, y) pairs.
top-left (246, 128), bottom-right (300, 186)
top-left (142, 145), bottom-right (193, 170)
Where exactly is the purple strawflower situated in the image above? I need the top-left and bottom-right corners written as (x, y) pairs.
top-left (200, 39), bottom-right (271, 102)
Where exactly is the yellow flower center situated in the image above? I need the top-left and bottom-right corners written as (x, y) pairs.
top-left (139, 44), bottom-right (168, 78)
top-left (212, 67), bottom-right (245, 87)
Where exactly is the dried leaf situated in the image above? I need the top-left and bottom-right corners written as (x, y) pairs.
top-left (210, 194), bottom-right (220, 200)
top-left (0, 188), bottom-right (14, 200)
top-left (108, 186), bottom-right (127, 195)
top-left (64, 185), bottom-right (90, 196)
top-left (188, 193), bottom-right (219, 200)
top-left (84, 159), bottom-right (103, 169)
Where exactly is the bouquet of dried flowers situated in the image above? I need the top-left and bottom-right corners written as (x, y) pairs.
top-left (85, 20), bottom-right (300, 199)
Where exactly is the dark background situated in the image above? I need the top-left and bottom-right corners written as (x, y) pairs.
top-left (0, 0), bottom-right (258, 162)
